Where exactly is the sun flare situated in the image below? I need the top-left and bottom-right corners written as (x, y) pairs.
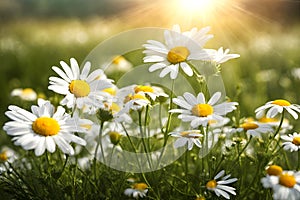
top-left (180, 0), bottom-right (216, 13)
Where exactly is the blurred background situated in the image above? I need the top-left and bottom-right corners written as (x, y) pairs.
top-left (0, 0), bottom-right (300, 132)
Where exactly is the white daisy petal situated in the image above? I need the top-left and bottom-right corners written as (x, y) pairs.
top-left (52, 66), bottom-right (71, 82)
top-left (183, 92), bottom-right (197, 106)
top-left (80, 61), bottom-right (91, 80)
top-left (60, 60), bottom-right (74, 80)
top-left (149, 63), bottom-right (167, 72)
top-left (180, 62), bottom-right (193, 76)
top-left (174, 138), bottom-right (188, 148)
top-left (208, 92), bottom-right (221, 105)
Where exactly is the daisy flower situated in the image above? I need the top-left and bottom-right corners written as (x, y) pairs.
top-left (117, 85), bottom-right (154, 113)
top-left (169, 130), bottom-right (202, 150)
top-left (281, 132), bottom-right (300, 152)
top-left (170, 92), bottom-right (238, 128)
top-left (258, 116), bottom-right (292, 128)
top-left (48, 58), bottom-right (112, 110)
top-left (171, 24), bottom-right (213, 48)
top-left (261, 165), bottom-right (283, 188)
top-left (255, 99), bottom-right (300, 120)
top-left (205, 47), bottom-right (240, 65)
top-left (263, 170), bottom-right (300, 200)
top-left (0, 146), bottom-right (16, 163)
top-left (3, 99), bottom-right (89, 156)
top-left (124, 182), bottom-right (148, 199)
top-left (206, 170), bottom-right (238, 199)
top-left (105, 55), bottom-right (133, 73)
top-left (143, 27), bottom-right (211, 79)
top-left (11, 88), bottom-right (37, 101)
top-left (239, 121), bottom-right (273, 137)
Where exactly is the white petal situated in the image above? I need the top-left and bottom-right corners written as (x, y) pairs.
top-left (197, 93), bottom-right (206, 104)
top-left (180, 62), bottom-right (193, 76)
top-left (183, 92), bottom-right (197, 106)
top-left (208, 92), bottom-right (221, 105)
top-left (80, 61), bottom-right (91, 80)
top-left (60, 60), bottom-right (74, 80)
top-left (45, 137), bottom-right (56, 153)
top-left (173, 98), bottom-right (193, 110)
top-left (149, 63), bottom-right (167, 72)
top-left (174, 138), bottom-right (188, 148)
top-left (52, 66), bottom-right (71, 82)
top-left (286, 107), bottom-right (299, 119)
top-left (53, 136), bottom-right (74, 155)
top-left (267, 106), bottom-right (280, 118)
top-left (215, 170), bottom-right (225, 179)
top-left (70, 58), bottom-right (80, 79)
top-left (34, 137), bottom-right (46, 156)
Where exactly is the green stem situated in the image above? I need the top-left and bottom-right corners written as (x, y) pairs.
top-left (57, 155), bottom-right (69, 180)
top-left (121, 123), bottom-right (160, 200)
top-left (228, 136), bottom-right (252, 172)
top-left (109, 145), bottom-right (116, 167)
top-left (156, 79), bottom-right (175, 168)
top-left (266, 111), bottom-right (285, 153)
top-left (138, 110), bottom-right (153, 170)
top-left (94, 121), bottom-right (105, 163)
top-left (185, 145), bottom-right (189, 193)
top-left (93, 121), bottom-right (105, 181)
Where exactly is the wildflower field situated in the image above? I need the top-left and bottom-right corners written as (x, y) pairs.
top-left (1, 0), bottom-right (300, 199)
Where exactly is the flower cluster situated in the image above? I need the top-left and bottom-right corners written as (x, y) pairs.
top-left (1, 24), bottom-right (300, 200)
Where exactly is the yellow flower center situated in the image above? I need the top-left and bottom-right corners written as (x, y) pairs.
top-left (0, 151), bottom-right (8, 162)
top-left (206, 180), bottom-right (217, 189)
top-left (22, 88), bottom-right (35, 95)
top-left (267, 165), bottom-right (283, 176)
top-left (241, 122), bottom-right (259, 130)
top-left (32, 117), bottom-right (60, 136)
top-left (180, 131), bottom-right (190, 137)
top-left (69, 80), bottom-right (90, 98)
top-left (131, 94), bottom-right (148, 101)
top-left (272, 99), bottom-right (291, 106)
top-left (192, 104), bottom-right (214, 117)
top-left (195, 197), bottom-right (206, 200)
top-left (134, 85), bottom-right (154, 94)
top-left (292, 137), bottom-right (300, 146)
top-left (112, 55), bottom-right (125, 64)
top-left (102, 87), bottom-right (116, 96)
top-left (104, 102), bottom-right (120, 114)
top-left (279, 174), bottom-right (296, 188)
top-left (180, 131), bottom-right (201, 138)
top-left (259, 117), bottom-right (278, 123)
top-left (133, 183), bottom-right (148, 191)
top-left (167, 46), bottom-right (190, 64)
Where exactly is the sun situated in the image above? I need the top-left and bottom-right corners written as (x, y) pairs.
top-left (178, 0), bottom-right (218, 14)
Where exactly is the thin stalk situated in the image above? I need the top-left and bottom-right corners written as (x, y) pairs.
top-left (229, 135), bottom-right (252, 172)
top-left (156, 79), bottom-right (175, 168)
top-left (121, 123), bottom-right (160, 200)
top-left (266, 111), bottom-right (285, 153)
top-left (93, 121), bottom-right (105, 181)
top-left (109, 145), bottom-right (116, 167)
top-left (57, 155), bottom-right (69, 180)
top-left (144, 105), bottom-right (151, 153)
top-left (94, 121), bottom-right (105, 163)
top-left (185, 145), bottom-right (189, 193)
top-left (138, 110), bottom-right (153, 170)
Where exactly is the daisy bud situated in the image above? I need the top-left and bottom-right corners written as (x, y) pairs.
top-left (109, 131), bottom-right (122, 145)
